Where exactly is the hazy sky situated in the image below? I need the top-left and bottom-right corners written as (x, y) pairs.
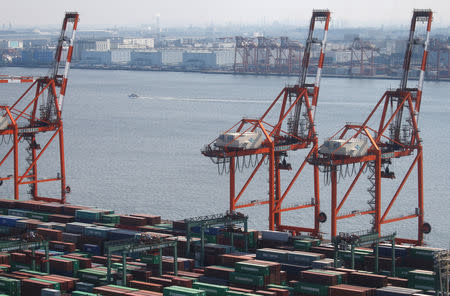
top-left (2, 0), bottom-right (449, 28)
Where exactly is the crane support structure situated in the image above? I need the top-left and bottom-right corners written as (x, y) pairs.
top-left (183, 212), bottom-right (249, 266)
top-left (309, 10), bottom-right (432, 245)
top-left (203, 10), bottom-right (330, 236)
top-left (0, 12), bottom-right (79, 203)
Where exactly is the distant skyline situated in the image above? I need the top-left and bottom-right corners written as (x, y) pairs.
top-left (1, 0), bottom-right (449, 29)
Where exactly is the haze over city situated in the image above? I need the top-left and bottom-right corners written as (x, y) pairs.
top-left (1, 0), bottom-right (449, 28)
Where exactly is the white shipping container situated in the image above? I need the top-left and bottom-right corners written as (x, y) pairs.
top-left (0, 116), bottom-right (10, 130)
top-left (319, 138), bottom-right (368, 157)
top-left (215, 132), bottom-right (263, 149)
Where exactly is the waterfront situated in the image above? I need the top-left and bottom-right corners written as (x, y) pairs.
top-left (0, 67), bottom-right (449, 247)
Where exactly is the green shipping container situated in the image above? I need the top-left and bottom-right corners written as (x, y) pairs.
top-left (225, 291), bottom-right (247, 296)
top-left (338, 250), bottom-right (367, 261)
top-left (229, 272), bottom-right (264, 288)
top-left (101, 214), bottom-right (120, 224)
top-left (164, 286), bottom-right (206, 296)
top-left (72, 292), bottom-right (98, 296)
top-left (293, 240), bottom-right (312, 251)
top-left (192, 282), bottom-right (228, 296)
top-left (0, 276), bottom-right (20, 296)
top-left (0, 226), bottom-right (10, 235)
top-left (78, 268), bottom-right (108, 284)
top-left (408, 269), bottom-right (437, 290)
top-left (75, 210), bottom-right (101, 222)
top-left (205, 234), bottom-right (217, 244)
top-left (19, 269), bottom-right (49, 276)
top-left (395, 266), bottom-right (414, 278)
top-left (409, 246), bottom-right (442, 259)
top-left (235, 262), bottom-right (270, 276)
top-left (28, 212), bottom-right (50, 221)
top-left (141, 254), bottom-right (161, 264)
top-left (106, 284), bottom-right (138, 292)
top-left (293, 281), bottom-right (329, 296)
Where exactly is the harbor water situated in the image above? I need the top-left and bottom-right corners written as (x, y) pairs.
top-left (0, 67), bottom-right (449, 247)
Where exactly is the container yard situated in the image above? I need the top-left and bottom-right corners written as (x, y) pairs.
top-left (0, 8), bottom-right (449, 296)
top-left (0, 200), bottom-right (446, 295)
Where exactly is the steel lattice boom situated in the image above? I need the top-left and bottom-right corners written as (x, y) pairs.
top-left (309, 10), bottom-right (432, 245)
top-left (202, 10), bottom-right (330, 235)
top-left (0, 12), bottom-right (79, 203)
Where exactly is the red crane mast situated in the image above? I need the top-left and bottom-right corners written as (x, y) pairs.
top-left (203, 10), bottom-right (330, 235)
top-left (0, 12), bottom-right (79, 203)
top-left (309, 10), bottom-right (432, 245)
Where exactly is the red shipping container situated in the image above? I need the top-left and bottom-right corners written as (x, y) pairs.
top-left (192, 268), bottom-right (204, 274)
top-left (11, 252), bottom-right (30, 264)
top-left (130, 280), bottom-right (164, 292)
top-left (300, 269), bottom-right (341, 286)
top-left (0, 273), bottom-right (29, 280)
top-left (119, 215), bottom-right (147, 226)
top-left (39, 202), bottom-right (64, 214)
top-left (62, 254), bottom-right (92, 269)
top-left (127, 291), bottom-right (163, 296)
top-left (49, 257), bottom-right (73, 272)
top-left (171, 277), bottom-right (193, 288)
top-left (267, 288), bottom-right (289, 296)
top-left (387, 277), bottom-right (408, 287)
top-left (229, 287), bottom-right (255, 293)
top-left (49, 240), bottom-right (76, 253)
top-left (329, 284), bottom-right (375, 296)
top-left (12, 271), bottom-right (33, 278)
top-left (32, 275), bottom-right (69, 291)
top-left (62, 204), bottom-right (91, 215)
top-left (15, 200), bottom-right (45, 211)
top-left (23, 219), bottom-right (44, 230)
top-left (94, 286), bottom-right (135, 296)
top-left (43, 274), bottom-right (77, 291)
top-left (219, 254), bottom-right (255, 267)
top-left (21, 278), bottom-right (55, 295)
top-left (167, 270), bottom-right (203, 279)
top-left (36, 227), bottom-right (63, 241)
top-left (148, 277), bottom-right (172, 287)
top-left (131, 214), bottom-right (161, 225)
top-left (348, 272), bottom-right (388, 288)
top-left (130, 269), bottom-right (152, 281)
top-left (91, 255), bottom-right (121, 265)
top-left (49, 214), bottom-right (75, 223)
top-left (256, 291), bottom-right (277, 296)
top-left (0, 254), bottom-right (10, 264)
top-left (117, 224), bottom-right (140, 230)
top-left (0, 199), bottom-right (16, 208)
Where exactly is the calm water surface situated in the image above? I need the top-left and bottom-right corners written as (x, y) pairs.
top-left (1, 67), bottom-right (449, 247)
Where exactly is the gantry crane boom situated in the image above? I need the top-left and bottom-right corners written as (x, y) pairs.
top-left (0, 12), bottom-right (79, 203)
top-left (309, 9), bottom-right (432, 245)
top-left (203, 10), bottom-right (330, 235)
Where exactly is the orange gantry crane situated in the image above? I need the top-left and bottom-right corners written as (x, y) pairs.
top-left (0, 12), bottom-right (79, 203)
top-left (202, 10), bottom-right (330, 235)
top-left (309, 10), bottom-right (432, 245)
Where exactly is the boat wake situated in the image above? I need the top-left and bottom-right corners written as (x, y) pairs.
top-left (135, 96), bottom-right (272, 104)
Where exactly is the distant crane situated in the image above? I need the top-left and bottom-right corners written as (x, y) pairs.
top-left (203, 10), bottom-right (330, 235)
top-left (349, 37), bottom-right (379, 76)
top-left (0, 12), bottom-right (79, 203)
top-left (309, 10), bottom-right (433, 245)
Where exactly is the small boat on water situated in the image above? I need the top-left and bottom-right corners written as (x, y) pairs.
top-left (129, 93), bottom-right (139, 99)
